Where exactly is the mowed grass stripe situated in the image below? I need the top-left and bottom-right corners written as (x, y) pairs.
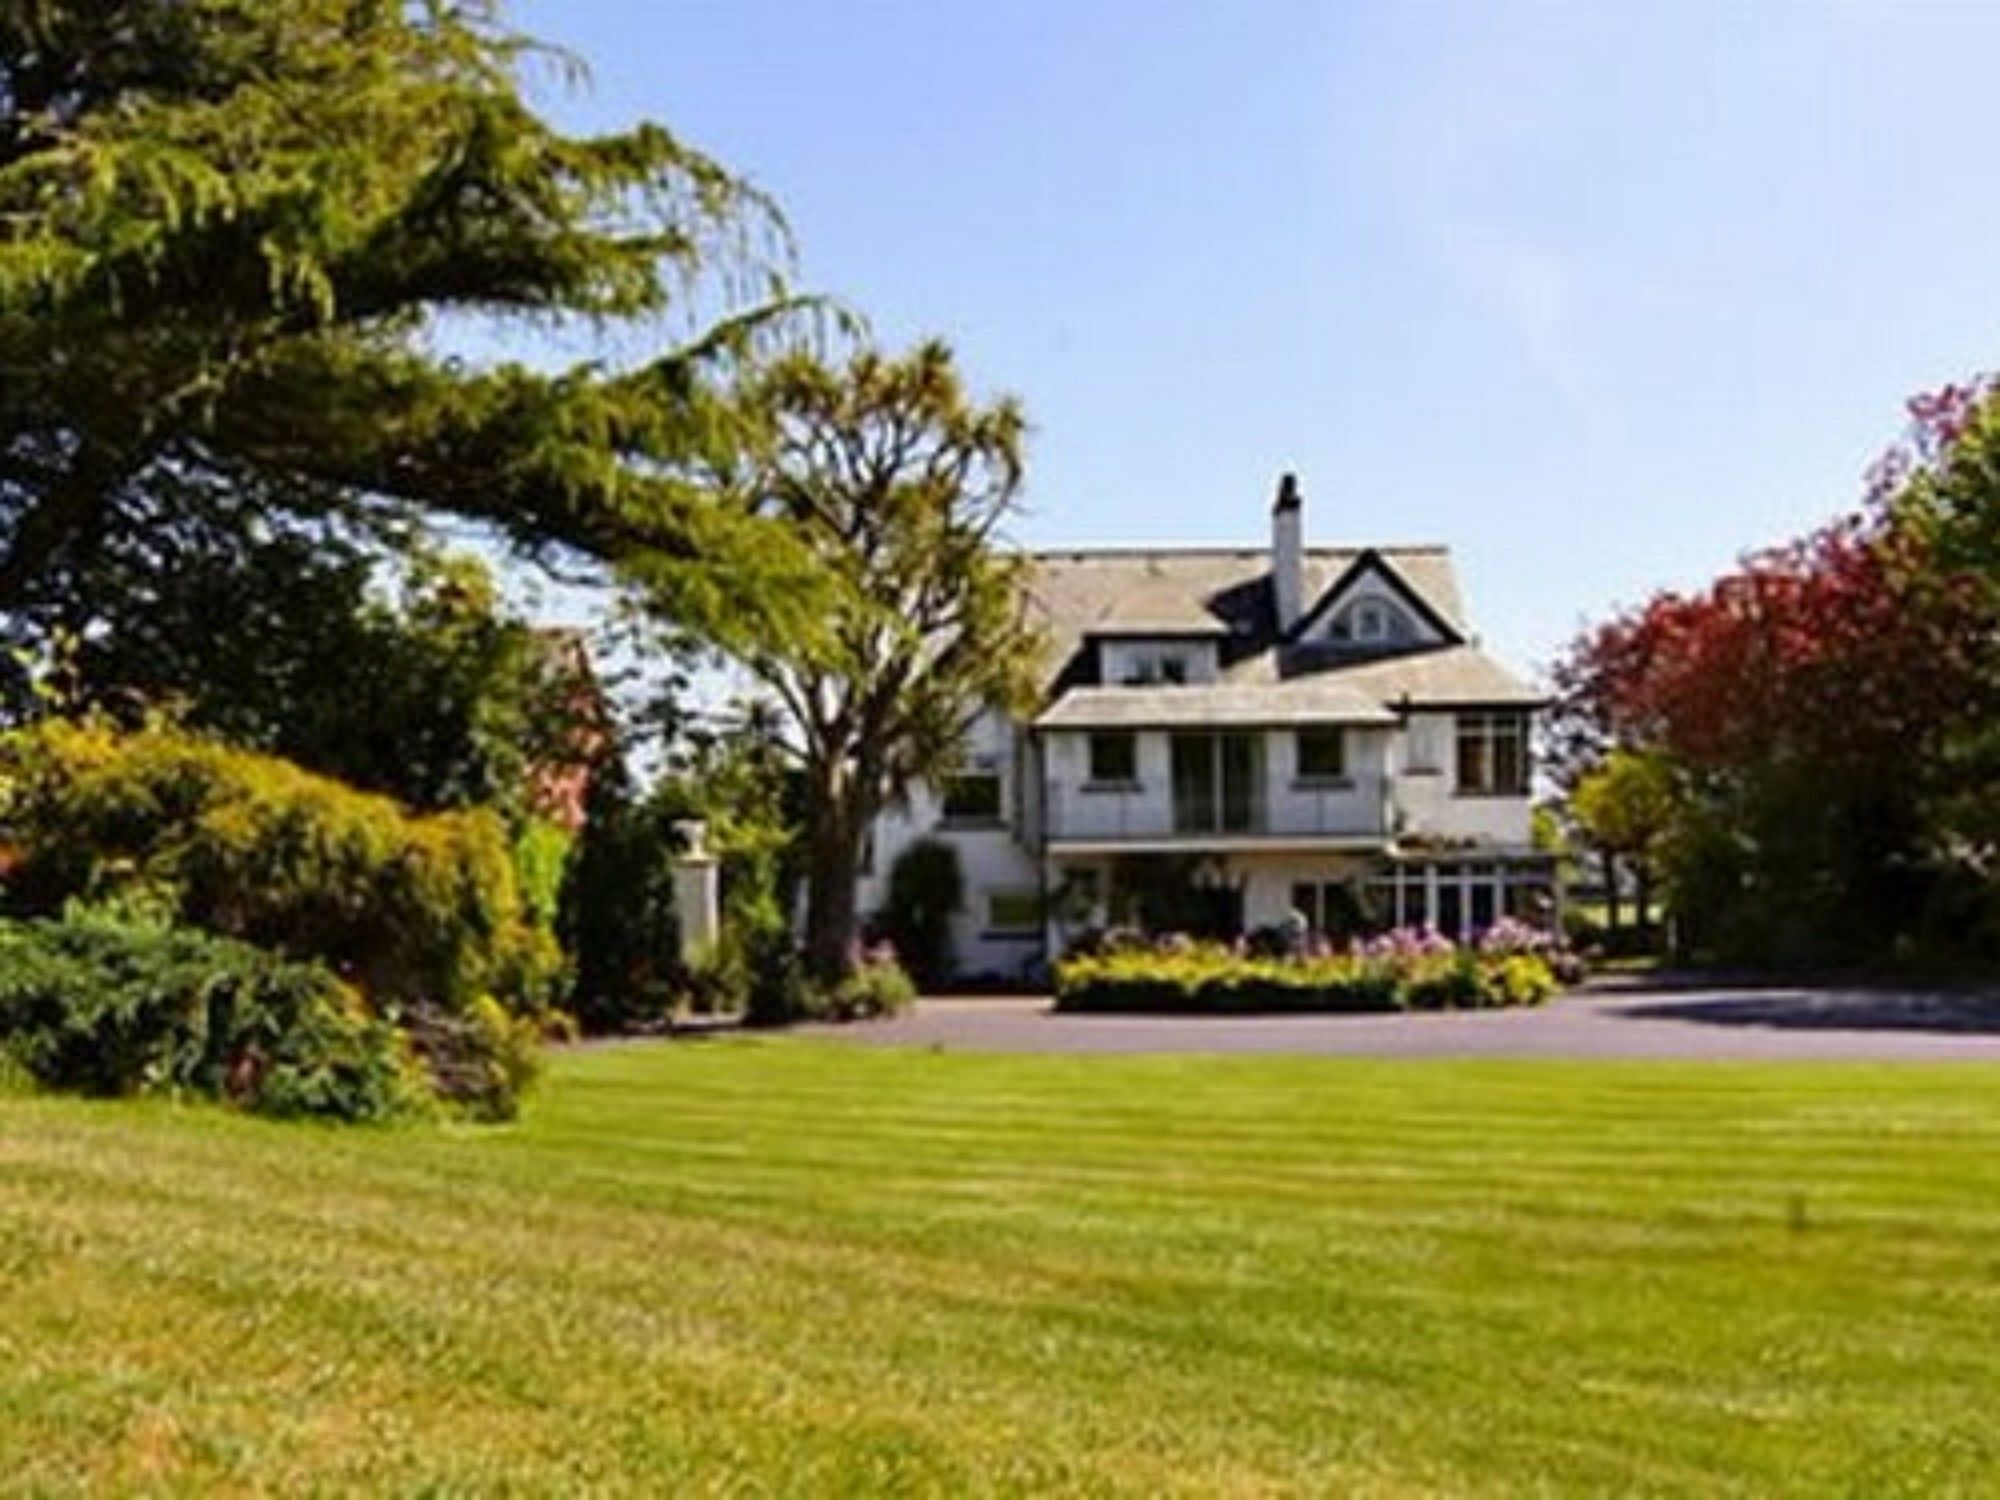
top-left (3, 1041), bottom-right (1999, 1494)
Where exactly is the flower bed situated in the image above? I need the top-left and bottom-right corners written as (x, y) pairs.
top-left (1053, 922), bottom-right (1571, 1015)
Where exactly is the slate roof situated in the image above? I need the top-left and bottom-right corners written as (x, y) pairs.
top-left (1035, 681), bottom-right (1400, 730)
top-left (1021, 545), bottom-right (1539, 713)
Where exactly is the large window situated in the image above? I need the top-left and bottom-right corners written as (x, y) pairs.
top-left (1295, 727), bottom-right (1347, 782)
top-left (1170, 732), bottom-right (1259, 834)
top-left (1365, 861), bottom-right (1555, 939)
top-left (1455, 711), bottom-right (1529, 795)
top-left (1087, 731), bottom-right (1137, 785)
top-left (940, 770), bottom-right (1003, 825)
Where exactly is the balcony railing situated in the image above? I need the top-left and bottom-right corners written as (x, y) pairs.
top-left (1043, 776), bottom-right (1390, 845)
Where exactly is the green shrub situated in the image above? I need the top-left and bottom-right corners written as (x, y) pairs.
top-left (792, 946), bottom-right (916, 1024)
top-left (0, 910), bottom-right (426, 1122)
top-left (556, 756), bottom-right (681, 1032)
top-left (876, 839), bottom-right (963, 990)
top-left (0, 718), bottom-right (558, 1019)
top-left (512, 819), bottom-right (573, 931)
top-left (403, 994), bottom-right (542, 1123)
top-left (1398, 954), bottom-right (1486, 1012)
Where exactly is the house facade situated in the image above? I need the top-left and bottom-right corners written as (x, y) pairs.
top-left (857, 475), bottom-right (1553, 980)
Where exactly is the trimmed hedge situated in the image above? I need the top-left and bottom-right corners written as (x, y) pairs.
top-left (0, 911), bottom-right (426, 1122)
top-left (1054, 943), bottom-right (1560, 1015)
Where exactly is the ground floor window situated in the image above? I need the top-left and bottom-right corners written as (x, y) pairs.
top-left (1366, 860), bottom-right (1554, 941)
top-left (985, 888), bottom-right (1043, 935)
top-left (1289, 880), bottom-right (1369, 940)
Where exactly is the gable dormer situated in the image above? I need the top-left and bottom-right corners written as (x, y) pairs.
top-left (1290, 550), bottom-right (1463, 653)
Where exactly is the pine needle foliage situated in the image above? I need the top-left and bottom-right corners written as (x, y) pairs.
top-left (0, 0), bottom-right (822, 650)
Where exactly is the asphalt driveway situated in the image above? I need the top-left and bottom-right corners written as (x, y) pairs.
top-left (799, 977), bottom-right (2000, 1060)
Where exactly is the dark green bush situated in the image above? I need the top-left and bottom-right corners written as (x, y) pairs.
top-left (0, 910), bottom-right (426, 1122)
top-left (556, 756), bottom-right (682, 1031)
top-left (876, 838), bottom-right (963, 990)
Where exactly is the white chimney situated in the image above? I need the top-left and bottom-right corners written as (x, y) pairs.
top-left (1271, 472), bottom-right (1304, 635)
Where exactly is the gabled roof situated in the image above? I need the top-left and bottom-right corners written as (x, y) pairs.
top-left (1289, 548), bottom-right (1466, 646)
top-left (1020, 542), bottom-right (1538, 718)
top-left (1024, 546), bottom-right (1466, 687)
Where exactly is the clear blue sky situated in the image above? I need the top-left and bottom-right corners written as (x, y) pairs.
top-left (513, 0), bottom-right (2000, 676)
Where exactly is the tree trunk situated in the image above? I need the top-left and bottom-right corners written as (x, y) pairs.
top-left (1634, 860), bottom-right (1653, 942)
top-left (1601, 849), bottom-right (1622, 934)
top-left (802, 791), bottom-right (866, 986)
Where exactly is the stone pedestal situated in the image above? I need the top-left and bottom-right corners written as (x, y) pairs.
top-left (672, 820), bottom-right (720, 965)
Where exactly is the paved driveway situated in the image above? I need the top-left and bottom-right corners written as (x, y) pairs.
top-left (800, 978), bottom-right (2000, 1060)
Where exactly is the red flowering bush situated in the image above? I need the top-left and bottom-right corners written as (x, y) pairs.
top-left (1552, 380), bottom-right (2000, 965)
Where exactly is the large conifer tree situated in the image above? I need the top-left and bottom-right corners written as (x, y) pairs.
top-left (0, 0), bottom-right (818, 663)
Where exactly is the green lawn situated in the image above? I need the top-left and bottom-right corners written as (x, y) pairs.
top-left (4, 1042), bottom-right (1999, 1495)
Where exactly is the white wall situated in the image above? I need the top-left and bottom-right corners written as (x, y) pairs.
top-left (1387, 712), bottom-right (1534, 847)
top-left (1043, 725), bottom-right (1391, 840)
top-left (855, 711), bottom-right (1045, 982)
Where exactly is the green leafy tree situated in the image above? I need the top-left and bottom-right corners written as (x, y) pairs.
top-left (1880, 384), bottom-right (2000, 913)
top-left (60, 528), bottom-right (596, 818)
top-left (556, 747), bottom-right (682, 1031)
top-left (0, 0), bottom-right (823, 669)
top-left (1569, 749), bottom-right (1679, 936)
top-left (691, 342), bottom-right (1041, 984)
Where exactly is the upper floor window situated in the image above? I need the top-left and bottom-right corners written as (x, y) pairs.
top-left (940, 770), bottom-right (1003, 825)
top-left (1294, 727), bottom-right (1347, 782)
top-left (1330, 599), bottom-right (1409, 645)
top-left (1455, 712), bottom-right (1529, 796)
top-left (1119, 652), bottom-right (1188, 685)
top-left (1087, 731), bottom-right (1137, 785)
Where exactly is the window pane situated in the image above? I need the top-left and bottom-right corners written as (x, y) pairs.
top-left (1088, 732), bottom-right (1136, 783)
top-left (1437, 882), bottom-right (1463, 939)
top-left (1456, 715), bottom-right (1492, 793)
top-left (1497, 715), bottom-right (1528, 793)
top-left (1290, 883), bottom-right (1317, 926)
top-left (987, 889), bottom-right (1041, 932)
top-left (1297, 728), bottom-right (1345, 780)
top-left (1470, 881), bottom-right (1496, 933)
top-left (941, 772), bottom-right (1001, 822)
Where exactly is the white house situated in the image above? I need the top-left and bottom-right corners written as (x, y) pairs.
top-left (858, 475), bottom-right (1552, 981)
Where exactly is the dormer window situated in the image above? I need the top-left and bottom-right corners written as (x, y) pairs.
top-left (1330, 599), bottom-right (1405, 645)
top-left (1111, 644), bottom-right (1199, 685)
